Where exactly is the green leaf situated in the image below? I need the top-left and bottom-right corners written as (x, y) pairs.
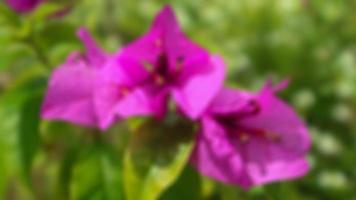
top-left (29, 3), bottom-right (62, 22)
top-left (35, 21), bottom-right (78, 50)
top-left (159, 166), bottom-right (201, 200)
top-left (0, 102), bottom-right (22, 198)
top-left (0, 73), bottom-right (45, 197)
top-left (200, 177), bottom-right (216, 199)
top-left (57, 140), bottom-right (79, 199)
top-left (264, 183), bottom-right (304, 200)
top-left (0, 42), bottom-right (32, 70)
top-left (0, 148), bottom-right (5, 196)
top-left (71, 142), bottom-right (123, 200)
top-left (70, 147), bottom-right (104, 200)
top-left (100, 148), bottom-right (124, 200)
top-left (124, 117), bottom-right (195, 200)
top-left (18, 94), bottom-right (42, 181)
top-left (0, 4), bottom-right (21, 27)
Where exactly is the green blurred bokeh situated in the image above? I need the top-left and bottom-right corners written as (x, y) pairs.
top-left (0, 0), bottom-right (355, 199)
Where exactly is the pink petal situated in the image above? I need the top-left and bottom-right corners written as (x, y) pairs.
top-left (240, 88), bottom-right (311, 156)
top-left (5, 0), bottom-right (41, 13)
top-left (262, 77), bottom-right (290, 93)
top-left (153, 5), bottom-right (209, 72)
top-left (234, 83), bottom-right (311, 188)
top-left (42, 28), bottom-right (108, 128)
top-left (208, 88), bottom-right (254, 114)
top-left (173, 55), bottom-right (225, 119)
top-left (117, 87), bottom-right (169, 119)
top-left (93, 61), bottom-right (169, 130)
top-left (114, 7), bottom-right (175, 83)
top-left (248, 158), bottom-right (309, 187)
top-left (151, 5), bottom-right (180, 36)
top-left (93, 62), bottom-right (144, 130)
top-left (234, 136), bottom-right (309, 189)
top-left (93, 86), bottom-right (161, 130)
top-left (190, 117), bottom-right (243, 184)
top-left (192, 82), bottom-right (311, 188)
top-left (41, 53), bottom-right (97, 127)
top-left (76, 27), bottom-right (107, 67)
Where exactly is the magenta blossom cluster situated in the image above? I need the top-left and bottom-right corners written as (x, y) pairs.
top-left (41, 5), bottom-right (311, 189)
top-left (5, 0), bottom-right (42, 13)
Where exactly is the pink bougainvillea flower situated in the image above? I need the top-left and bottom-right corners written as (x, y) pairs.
top-left (41, 27), bottom-right (107, 128)
top-left (41, 27), bottom-right (152, 130)
top-left (110, 5), bottom-right (225, 119)
top-left (191, 80), bottom-right (311, 189)
top-left (41, 28), bottom-right (113, 126)
top-left (5, 0), bottom-right (42, 13)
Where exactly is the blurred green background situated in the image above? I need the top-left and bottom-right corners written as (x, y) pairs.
top-left (0, 0), bottom-right (355, 199)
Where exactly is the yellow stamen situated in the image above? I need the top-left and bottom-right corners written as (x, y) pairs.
top-left (119, 86), bottom-right (130, 96)
top-left (142, 61), bottom-right (154, 72)
top-left (176, 58), bottom-right (184, 73)
top-left (239, 133), bottom-right (250, 144)
top-left (265, 131), bottom-right (281, 142)
top-left (155, 38), bottom-right (162, 47)
top-left (154, 74), bottom-right (165, 85)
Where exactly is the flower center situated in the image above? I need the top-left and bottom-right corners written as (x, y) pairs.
top-left (141, 53), bottom-right (184, 86)
top-left (118, 85), bottom-right (130, 97)
top-left (154, 53), bottom-right (170, 85)
top-left (246, 99), bottom-right (261, 115)
top-left (215, 115), bottom-right (281, 144)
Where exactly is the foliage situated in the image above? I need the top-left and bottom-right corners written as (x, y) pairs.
top-left (0, 0), bottom-right (355, 199)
